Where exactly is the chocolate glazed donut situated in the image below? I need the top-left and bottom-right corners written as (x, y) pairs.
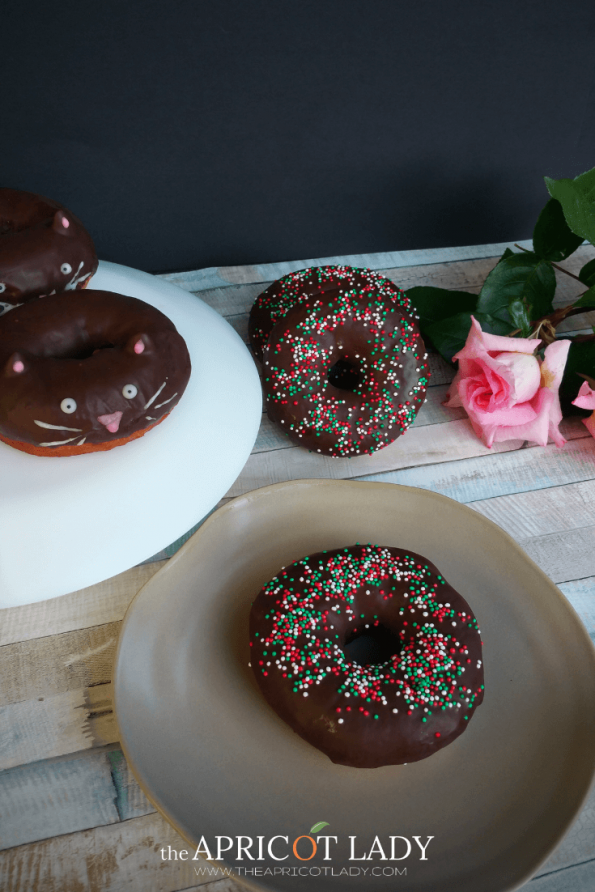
top-left (0, 290), bottom-right (191, 456)
top-left (250, 544), bottom-right (484, 768)
top-left (256, 266), bottom-right (430, 456)
top-left (0, 188), bottom-right (98, 313)
top-left (249, 265), bottom-right (409, 362)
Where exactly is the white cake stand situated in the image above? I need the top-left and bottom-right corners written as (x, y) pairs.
top-left (0, 261), bottom-right (262, 607)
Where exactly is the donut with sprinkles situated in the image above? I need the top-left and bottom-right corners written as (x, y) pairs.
top-left (249, 544), bottom-right (484, 768)
top-left (251, 266), bottom-right (430, 457)
top-left (249, 266), bottom-right (407, 361)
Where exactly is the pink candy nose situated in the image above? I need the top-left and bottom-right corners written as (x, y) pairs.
top-left (97, 411), bottom-right (123, 433)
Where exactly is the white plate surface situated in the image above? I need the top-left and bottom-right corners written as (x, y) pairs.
top-left (0, 261), bottom-right (262, 607)
top-left (114, 479), bottom-right (595, 892)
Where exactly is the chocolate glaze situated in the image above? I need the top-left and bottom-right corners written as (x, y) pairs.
top-left (260, 269), bottom-right (430, 456)
top-left (249, 265), bottom-right (411, 361)
top-left (0, 289), bottom-right (191, 454)
top-left (250, 545), bottom-right (485, 768)
top-left (0, 188), bottom-right (98, 311)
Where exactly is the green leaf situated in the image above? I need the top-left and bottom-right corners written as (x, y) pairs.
top-left (573, 286), bottom-right (595, 310)
top-left (310, 822), bottom-right (329, 834)
top-left (406, 286), bottom-right (477, 331)
top-left (498, 247), bottom-right (515, 263)
top-left (545, 168), bottom-right (595, 244)
top-left (579, 257), bottom-right (595, 287)
top-left (508, 299), bottom-right (532, 337)
top-left (425, 311), bottom-right (514, 363)
top-left (561, 339), bottom-right (595, 401)
top-left (533, 198), bottom-right (584, 261)
top-left (476, 253), bottom-right (556, 324)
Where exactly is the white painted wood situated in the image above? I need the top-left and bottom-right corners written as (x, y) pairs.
top-left (0, 561), bottom-right (165, 648)
top-left (519, 526), bottom-right (595, 586)
top-left (558, 578), bottom-right (595, 639)
top-left (0, 623), bottom-right (119, 707)
top-left (0, 811), bottom-right (227, 892)
top-left (529, 860), bottom-right (595, 891)
top-left (358, 434), bottom-right (595, 504)
top-left (197, 881), bottom-right (246, 892)
top-left (159, 238), bottom-right (538, 292)
top-left (471, 480), bottom-right (595, 541)
top-left (175, 245), bottom-right (595, 326)
top-left (0, 683), bottom-right (117, 770)
top-left (535, 783), bottom-right (595, 878)
top-left (225, 416), bottom-right (589, 499)
top-left (106, 748), bottom-right (154, 821)
top-left (0, 750), bottom-right (119, 850)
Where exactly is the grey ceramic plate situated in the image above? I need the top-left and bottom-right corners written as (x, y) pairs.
top-left (114, 479), bottom-right (595, 892)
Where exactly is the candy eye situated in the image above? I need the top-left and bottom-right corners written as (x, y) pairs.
top-left (122, 384), bottom-right (138, 399)
top-left (60, 397), bottom-right (77, 414)
top-left (0, 283), bottom-right (5, 293)
top-left (61, 263), bottom-right (72, 275)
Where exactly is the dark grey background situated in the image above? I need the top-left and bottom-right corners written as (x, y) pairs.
top-left (2, 0), bottom-right (594, 273)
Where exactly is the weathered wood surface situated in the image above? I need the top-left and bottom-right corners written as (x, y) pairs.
top-left (0, 562), bottom-right (165, 649)
top-left (1, 245), bottom-right (594, 892)
top-left (0, 811), bottom-right (230, 892)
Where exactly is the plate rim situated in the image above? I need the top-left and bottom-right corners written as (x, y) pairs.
top-left (113, 478), bottom-right (595, 892)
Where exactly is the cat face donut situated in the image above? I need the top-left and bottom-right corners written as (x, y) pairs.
top-left (250, 544), bottom-right (485, 768)
top-left (0, 188), bottom-right (98, 313)
top-left (0, 290), bottom-right (191, 456)
top-left (255, 267), bottom-right (430, 456)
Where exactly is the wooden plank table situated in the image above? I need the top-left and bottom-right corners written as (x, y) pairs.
top-left (2, 243), bottom-right (595, 892)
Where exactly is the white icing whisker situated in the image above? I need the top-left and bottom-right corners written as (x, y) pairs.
top-left (64, 261), bottom-right (91, 291)
top-left (34, 420), bottom-right (82, 432)
top-left (154, 392), bottom-right (177, 409)
top-left (144, 381), bottom-right (166, 409)
top-left (39, 436), bottom-right (81, 447)
top-left (0, 302), bottom-right (22, 316)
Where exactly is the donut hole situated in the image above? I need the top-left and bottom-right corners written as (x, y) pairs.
top-left (65, 340), bottom-right (116, 360)
top-left (342, 623), bottom-right (402, 666)
top-left (327, 358), bottom-right (362, 392)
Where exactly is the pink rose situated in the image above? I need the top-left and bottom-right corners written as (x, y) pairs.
top-left (445, 317), bottom-right (571, 448)
top-left (572, 380), bottom-right (595, 439)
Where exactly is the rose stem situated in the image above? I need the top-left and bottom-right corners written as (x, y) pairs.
top-left (514, 244), bottom-right (584, 283)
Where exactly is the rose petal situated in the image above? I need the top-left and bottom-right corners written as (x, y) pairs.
top-left (468, 416), bottom-right (499, 448)
top-left (572, 380), bottom-right (595, 411)
top-left (452, 316), bottom-right (540, 363)
top-left (541, 339), bottom-right (572, 391)
top-left (491, 388), bottom-right (553, 447)
top-left (494, 352), bottom-right (541, 402)
top-left (466, 400), bottom-right (539, 427)
top-left (444, 368), bottom-right (464, 407)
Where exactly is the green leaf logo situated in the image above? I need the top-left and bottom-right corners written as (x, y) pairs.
top-left (310, 821), bottom-right (330, 834)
